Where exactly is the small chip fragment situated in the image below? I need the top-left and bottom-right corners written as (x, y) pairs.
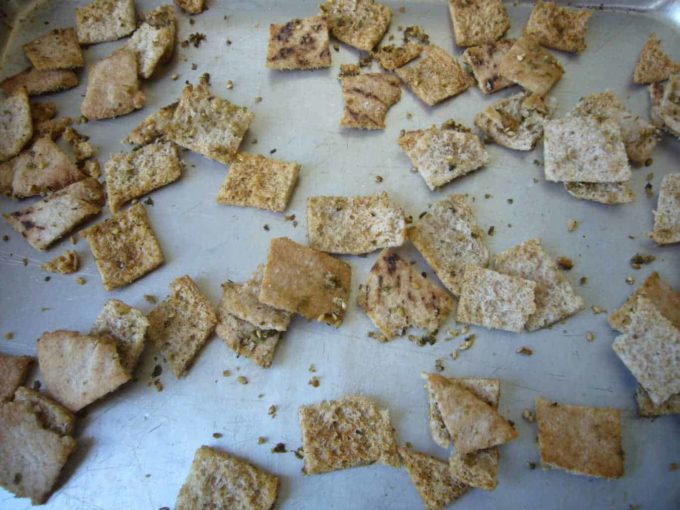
top-left (175, 0), bottom-right (205, 15)
top-left (462, 39), bottom-right (515, 95)
top-left (372, 42), bottom-right (423, 70)
top-left (635, 386), bottom-right (680, 417)
top-left (0, 354), bottom-right (33, 401)
top-left (340, 72), bottom-right (402, 129)
top-left (498, 36), bottom-right (564, 96)
top-left (125, 102), bottom-right (178, 147)
top-left (448, 0), bottom-right (510, 47)
top-left (216, 314), bottom-right (282, 369)
top-left (633, 33), bottom-right (680, 85)
top-left (0, 89), bottom-right (32, 163)
top-left (126, 12), bottom-right (176, 79)
top-left (41, 250), bottom-right (79, 274)
top-left (266, 16), bottom-right (331, 70)
top-left (22, 28), bottom-right (84, 70)
top-left (0, 68), bottom-right (79, 97)
top-left (564, 182), bottom-right (636, 204)
top-left (524, 0), bottom-right (592, 54)
top-left (320, 0), bottom-right (392, 52)
top-left (14, 387), bottom-right (75, 436)
top-left (62, 127), bottom-right (95, 162)
top-left (76, 0), bottom-right (137, 45)
top-left (651, 173), bottom-right (680, 245)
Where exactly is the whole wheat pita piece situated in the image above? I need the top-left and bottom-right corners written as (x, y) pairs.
top-left (449, 447), bottom-right (500, 491)
top-left (399, 121), bottom-right (489, 190)
top-left (23, 28), bottom-right (84, 71)
top-left (37, 330), bottom-right (131, 412)
top-left (536, 397), bottom-right (624, 479)
top-left (612, 296), bottom-right (680, 406)
top-left (216, 152), bottom-right (300, 212)
top-left (463, 39), bottom-right (515, 95)
top-left (76, 0), bottom-right (137, 45)
top-left (147, 275), bottom-right (217, 377)
top-left (0, 89), bottom-right (32, 163)
top-left (358, 250), bottom-right (455, 341)
top-left (126, 22), bottom-right (176, 79)
top-left (524, 0), bottom-right (592, 54)
top-left (320, 0), bottom-right (391, 52)
top-left (176, 446), bottom-right (279, 510)
top-left (0, 68), bottom-right (79, 97)
top-left (0, 400), bottom-right (77, 505)
top-left (657, 73), bottom-right (680, 137)
top-left (372, 42), bottom-right (423, 70)
top-left (633, 33), bottom-right (680, 85)
top-left (0, 354), bottom-right (33, 401)
top-left (14, 387), bottom-right (75, 436)
top-left (395, 45), bottom-right (473, 106)
top-left (81, 203), bottom-right (164, 290)
top-left (340, 72), bottom-right (402, 129)
top-left (448, 0), bottom-right (510, 48)
top-left (216, 312), bottom-right (282, 369)
top-left (398, 447), bottom-right (469, 510)
top-left (125, 102), bottom-right (178, 146)
top-left (259, 237), bottom-right (351, 326)
top-left (166, 82), bottom-right (254, 164)
top-left (298, 395), bottom-right (400, 474)
top-left (564, 181), bottom-right (636, 204)
top-left (267, 16), bottom-right (331, 70)
top-left (635, 386), bottom-right (680, 417)
top-left (81, 49), bottom-right (145, 121)
top-left (651, 172), bottom-right (680, 245)
top-left (41, 250), bottom-right (80, 274)
top-left (498, 36), bottom-right (564, 96)
top-left (493, 239), bottom-right (584, 331)
top-left (543, 115), bottom-right (631, 183)
top-left (175, 0), bottom-right (205, 15)
top-left (307, 193), bottom-right (406, 254)
top-left (4, 178), bottom-right (104, 251)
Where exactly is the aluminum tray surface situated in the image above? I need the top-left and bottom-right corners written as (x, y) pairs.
top-left (0, 1), bottom-right (678, 509)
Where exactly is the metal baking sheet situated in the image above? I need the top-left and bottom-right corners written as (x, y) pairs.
top-left (1, 1), bottom-right (679, 509)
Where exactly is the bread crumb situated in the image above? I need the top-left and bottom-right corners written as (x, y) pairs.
top-left (567, 219), bottom-right (579, 232)
top-left (625, 276), bottom-right (636, 285)
top-left (258, 436), bottom-right (267, 444)
top-left (522, 409), bottom-right (535, 422)
top-left (4, 332), bottom-right (14, 340)
top-left (517, 346), bottom-right (533, 356)
top-left (308, 376), bottom-right (320, 387)
top-left (76, 277), bottom-right (86, 285)
top-left (591, 305), bottom-right (606, 315)
top-left (268, 405), bottom-right (277, 418)
top-left (586, 331), bottom-right (596, 342)
top-left (237, 375), bottom-right (248, 385)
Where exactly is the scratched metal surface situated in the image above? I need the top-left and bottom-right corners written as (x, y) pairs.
top-left (1, 1), bottom-right (679, 509)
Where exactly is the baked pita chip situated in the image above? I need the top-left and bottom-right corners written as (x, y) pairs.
top-left (462, 39), bottom-right (515, 95)
top-left (23, 28), bottom-right (84, 70)
top-left (63, 127), bottom-right (95, 162)
top-left (298, 395), bottom-right (400, 474)
top-left (76, 0), bottom-right (137, 45)
top-left (449, 447), bottom-right (500, 491)
top-left (259, 237), bottom-right (351, 326)
top-left (14, 387), bottom-right (75, 436)
top-left (176, 446), bottom-right (278, 510)
top-left (633, 33), bottom-right (680, 85)
top-left (358, 250), bottom-right (455, 341)
top-left (448, 0), bottom-right (510, 47)
top-left (635, 386), bottom-right (680, 417)
top-left (216, 152), bottom-right (299, 212)
top-left (147, 275), bottom-right (217, 377)
top-left (651, 172), bottom-right (680, 245)
top-left (41, 250), bottom-right (79, 274)
top-left (126, 23), bottom-right (175, 79)
top-left (536, 397), bottom-right (624, 479)
top-left (656, 73), bottom-right (680, 137)
top-left (564, 181), bottom-right (636, 204)
top-left (340, 72), bottom-right (401, 129)
top-left (320, 0), bottom-right (391, 51)
top-left (0, 354), bottom-right (33, 401)
top-left (498, 36), bottom-right (564, 96)
top-left (125, 102), bottom-right (177, 146)
top-left (399, 121), bottom-right (489, 190)
top-left (81, 203), bottom-right (164, 290)
top-left (175, 0), bottom-right (205, 15)
top-left (372, 42), bottom-right (423, 70)
top-left (0, 89), bottom-right (32, 163)
top-left (525, 0), bottom-right (592, 54)
top-left (0, 68), bottom-right (79, 97)
top-left (395, 45), bottom-right (473, 106)
top-left (307, 193), bottom-right (405, 254)
top-left (267, 16), bottom-right (331, 70)
top-left (216, 312), bottom-right (282, 369)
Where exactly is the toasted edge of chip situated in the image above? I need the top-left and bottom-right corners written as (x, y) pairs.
top-left (23, 28), bottom-right (84, 70)
top-left (651, 173), bottom-right (680, 245)
top-left (564, 181), bottom-right (636, 204)
top-left (524, 0), bottom-right (592, 53)
top-left (0, 354), bottom-right (33, 401)
top-left (14, 386), bottom-right (75, 436)
top-left (266, 16), bottom-right (331, 70)
top-left (0, 68), bottom-right (79, 97)
top-left (320, 0), bottom-right (392, 52)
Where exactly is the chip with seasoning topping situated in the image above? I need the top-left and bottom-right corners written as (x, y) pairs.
top-left (266, 16), bottom-right (331, 70)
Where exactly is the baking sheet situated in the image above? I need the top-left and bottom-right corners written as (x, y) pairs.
top-left (1, 1), bottom-right (679, 509)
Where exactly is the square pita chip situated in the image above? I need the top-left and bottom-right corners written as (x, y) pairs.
top-left (216, 152), bottom-right (299, 212)
top-left (0, 68), bottom-right (79, 97)
top-left (166, 82), bottom-right (254, 164)
top-left (266, 16), bottom-right (331, 70)
top-left (216, 312), bottom-right (282, 369)
top-left (0, 89), bottom-right (32, 163)
top-left (22, 28), bottom-right (84, 70)
top-left (524, 0), bottom-right (592, 54)
top-left (0, 354), bottom-right (33, 401)
top-left (125, 102), bottom-right (177, 146)
top-left (126, 22), bottom-right (176, 79)
top-left (448, 0), bottom-right (510, 47)
top-left (298, 395), bottom-right (400, 474)
top-left (358, 250), bottom-right (455, 341)
top-left (5, 178), bottom-right (104, 251)
top-left (307, 193), bottom-right (406, 254)
top-left (612, 297), bottom-right (680, 406)
top-left (543, 115), bottom-right (631, 183)
top-left (635, 386), bottom-right (680, 417)
top-left (396, 45), bottom-right (473, 106)
top-left (651, 173), bottom-right (680, 245)
top-left (320, 0), bottom-right (391, 52)
top-left (633, 33), bottom-right (680, 85)
top-left (81, 203), bottom-right (164, 290)
top-left (462, 39), bottom-right (515, 95)
top-left (536, 397), bottom-right (624, 478)
top-left (340, 72), bottom-right (402, 129)
top-left (176, 446), bottom-right (278, 510)
top-left (372, 42), bottom-right (423, 70)
top-left (498, 36), bottom-right (564, 96)
top-left (147, 275), bottom-right (217, 377)
top-left (493, 239), bottom-right (584, 331)
top-left (76, 0), bottom-right (137, 45)
top-left (259, 237), bottom-right (351, 326)
top-left (14, 387), bottom-right (75, 436)
top-left (564, 182), bottom-right (636, 204)
top-left (399, 121), bottom-right (489, 190)
top-left (0, 400), bottom-right (76, 504)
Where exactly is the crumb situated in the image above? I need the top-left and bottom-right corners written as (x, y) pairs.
top-left (625, 276), bottom-right (635, 285)
top-left (591, 305), bottom-right (606, 315)
top-left (2, 235), bottom-right (8, 241)
top-left (308, 376), bottom-right (320, 388)
top-left (258, 436), bottom-right (267, 445)
top-left (226, 80), bottom-right (233, 89)
top-left (308, 364), bottom-right (316, 373)
top-left (484, 193), bottom-right (492, 199)
top-left (294, 446), bottom-right (304, 459)
top-left (187, 33), bottom-right (207, 48)
top-left (268, 405), bottom-right (277, 418)
top-left (368, 331), bottom-right (386, 342)
top-left (646, 172), bottom-right (654, 181)
top-left (533, 159), bottom-right (542, 166)
top-left (630, 253), bottom-right (655, 269)
top-left (4, 332), bottom-right (14, 340)
top-left (585, 331), bottom-right (596, 342)
top-left (226, 39), bottom-right (232, 45)
top-left (567, 219), bottom-right (579, 232)
top-left (151, 365), bottom-right (162, 378)
top-left (251, 139), bottom-right (258, 145)
top-left (406, 112), bottom-right (412, 119)
top-left (645, 183), bottom-right (653, 198)
top-left (153, 379), bottom-right (163, 392)
top-left (556, 257), bottom-right (574, 270)
top-left (645, 158), bottom-right (653, 167)
top-left (76, 277), bottom-right (87, 285)
top-left (522, 409), bottom-right (535, 422)
top-left (263, 224), bottom-right (269, 231)
top-left (22, 258), bottom-right (28, 266)
top-left (270, 148), bottom-right (277, 154)
top-left (488, 225), bottom-right (495, 236)
top-left (528, 462), bottom-right (537, 470)
top-left (237, 375), bottom-right (248, 385)
top-left (284, 214), bottom-right (296, 222)
top-left (33, 380), bottom-right (41, 391)
top-left (144, 197), bottom-right (154, 206)
top-left (375, 175), bottom-right (383, 183)
top-left (70, 235), bottom-right (77, 245)
top-left (459, 334), bottom-right (476, 351)
top-left (517, 346), bottom-right (533, 356)
top-left (212, 432), bottom-right (223, 438)
top-left (333, 44), bottom-right (339, 52)
top-left (172, 74), bottom-right (179, 80)
top-left (144, 294), bottom-right (158, 304)
top-left (579, 276), bottom-right (588, 286)
top-left (191, 63), bottom-right (197, 70)
top-left (255, 96), bottom-right (263, 103)
top-left (222, 370), bottom-right (231, 377)
top-left (507, 198), bottom-right (514, 204)
top-left (435, 359), bottom-right (445, 372)
top-left (272, 443), bottom-right (286, 453)
top-left (450, 350), bottom-right (459, 360)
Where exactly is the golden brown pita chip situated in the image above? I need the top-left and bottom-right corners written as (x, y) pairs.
top-left (216, 312), bottom-right (282, 369)
top-left (267, 16), bottom-right (331, 70)
top-left (651, 173), bottom-right (680, 245)
top-left (463, 39), bottom-right (515, 94)
top-left (126, 23), bottom-right (176, 79)
top-left (498, 36), bottom-right (564, 96)
top-left (633, 33), bottom-right (680, 85)
top-left (0, 68), bottom-right (79, 97)
top-left (23, 28), bottom-right (84, 70)
top-left (14, 387), bottom-right (75, 436)
top-left (0, 89), bottom-right (32, 163)
top-left (372, 42), bottom-right (423, 71)
top-left (76, 0), bottom-right (137, 45)
top-left (0, 354), bottom-right (33, 401)
top-left (41, 250), bottom-right (79, 274)
top-left (340, 72), bottom-right (401, 129)
top-left (448, 0), bottom-right (510, 47)
top-left (124, 102), bottom-right (177, 146)
top-left (449, 447), bottom-right (500, 491)
top-left (320, 0), bottom-right (391, 51)
top-left (525, 0), bottom-right (592, 53)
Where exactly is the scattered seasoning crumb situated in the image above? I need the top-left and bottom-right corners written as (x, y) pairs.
top-left (586, 331), bottom-right (596, 342)
top-left (375, 175), bottom-right (383, 183)
top-left (153, 379), bottom-right (163, 392)
top-left (171, 73), bottom-right (179, 80)
top-left (407, 332), bottom-right (437, 346)
top-left (144, 294), bottom-right (158, 304)
top-left (76, 277), bottom-right (87, 285)
top-left (333, 44), bottom-right (339, 52)
top-left (189, 18), bottom-right (195, 25)
top-left (294, 446), bottom-right (304, 459)
top-left (258, 436), bottom-right (267, 445)
top-left (70, 235), bottom-right (77, 245)
top-left (254, 96), bottom-right (263, 103)
top-left (212, 432), bottom-right (223, 438)
top-left (579, 276), bottom-right (588, 286)
top-left (670, 463), bottom-right (678, 471)
top-left (630, 253), bottom-right (655, 269)
top-left (528, 462), bottom-right (537, 470)
top-left (484, 193), bottom-right (492, 199)
top-left (284, 214), bottom-right (296, 222)
top-left (368, 330), bottom-right (386, 342)
top-left (151, 364), bottom-right (162, 378)
top-left (507, 198), bottom-right (514, 204)
top-left (487, 225), bottom-right (495, 236)
top-left (22, 258), bottom-right (28, 266)
top-left (4, 332), bottom-right (14, 340)
top-left (522, 409), bottom-right (535, 422)
top-left (308, 364), bottom-right (316, 373)
top-left (270, 148), bottom-right (277, 154)
top-left (41, 307), bottom-right (50, 312)
top-left (406, 112), bottom-right (413, 119)
top-left (418, 211), bottom-right (427, 219)
top-left (251, 139), bottom-right (258, 145)
top-left (237, 375), bottom-right (248, 385)
top-left (517, 346), bottom-right (533, 356)
top-left (2, 235), bottom-right (9, 241)
top-left (435, 359), bottom-right (445, 372)
top-left (186, 32), bottom-right (207, 48)
top-left (556, 257), bottom-right (574, 270)
top-left (222, 370), bottom-right (231, 377)
top-left (226, 39), bottom-right (232, 45)
top-left (645, 158), bottom-right (653, 167)
top-left (459, 334), bottom-right (476, 351)
top-left (646, 172), bottom-right (654, 181)
top-left (533, 159), bottom-right (542, 166)
top-left (625, 276), bottom-right (635, 285)
top-left (263, 224), bottom-right (270, 231)
top-left (567, 219), bottom-right (579, 232)
top-left (144, 197), bottom-right (154, 206)
top-left (258, 393), bottom-right (264, 398)
top-left (591, 305), bottom-right (606, 315)
top-left (226, 80), bottom-right (234, 89)
top-left (292, 220), bottom-right (298, 227)
top-left (450, 350), bottom-right (459, 360)
top-left (308, 376), bottom-right (320, 387)
top-left (268, 405), bottom-right (277, 418)
top-left (645, 183), bottom-right (653, 198)
top-left (272, 443), bottom-right (286, 453)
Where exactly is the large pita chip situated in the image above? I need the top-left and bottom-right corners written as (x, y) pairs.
top-left (259, 237), bottom-right (351, 326)
top-left (126, 23), bottom-right (175, 79)
top-left (543, 115), bottom-right (631, 183)
top-left (37, 330), bottom-right (131, 412)
top-left (423, 373), bottom-right (517, 456)
top-left (14, 387), bottom-right (75, 436)
top-left (81, 49), bottom-right (145, 120)
top-left (320, 0), bottom-right (391, 51)
top-left (166, 82), bottom-right (254, 164)
top-left (448, 0), bottom-right (510, 47)
top-left (4, 178), bottom-right (104, 251)
top-left (651, 173), bottom-right (680, 245)
top-left (635, 386), bottom-right (680, 417)
top-left (216, 312), bottom-right (282, 369)
top-left (266, 16), bottom-right (331, 70)
top-left (399, 121), bottom-right (488, 190)
top-left (498, 36), bottom-right (564, 96)
top-left (524, 0), bottom-right (592, 54)
top-left (91, 299), bottom-right (149, 373)
top-left (399, 447), bottom-right (469, 510)
top-left (0, 401), bottom-right (76, 504)
top-left (307, 193), bottom-right (405, 254)
top-left (396, 45), bottom-right (473, 106)
top-left (81, 203), bottom-right (164, 290)
top-left (22, 28), bottom-right (84, 71)
top-left (463, 39), bottom-right (515, 95)
top-left (612, 297), bottom-right (680, 406)
top-left (176, 446), bottom-right (278, 510)
top-left (298, 395), bottom-right (400, 474)
top-left (175, 0), bottom-right (205, 15)
top-left (76, 0), bottom-right (137, 45)
top-left (0, 89), bottom-right (32, 163)
top-left (564, 181), bottom-right (636, 204)
top-left (0, 68), bottom-right (79, 97)
top-left (358, 250), bottom-right (455, 341)
top-left (536, 397), bottom-right (624, 479)
top-left (41, 250), bottom-right (80, 274)
top-left (0, 354), bottom-right (33, 401)
top-left (633, 33), bottom-right (680, 85)
top-left (125, 102), bottom-right (177, 146)
top-left (372, 42), bottom-right (423, 70)
top-left (147, 275), bottom-right (217, 377)
top-left (216, 152), bottom-right (299, 212)
top-left (340, 72), bottom-right (401, 129)
top-left (493, 239), bottom-right (584, 331)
